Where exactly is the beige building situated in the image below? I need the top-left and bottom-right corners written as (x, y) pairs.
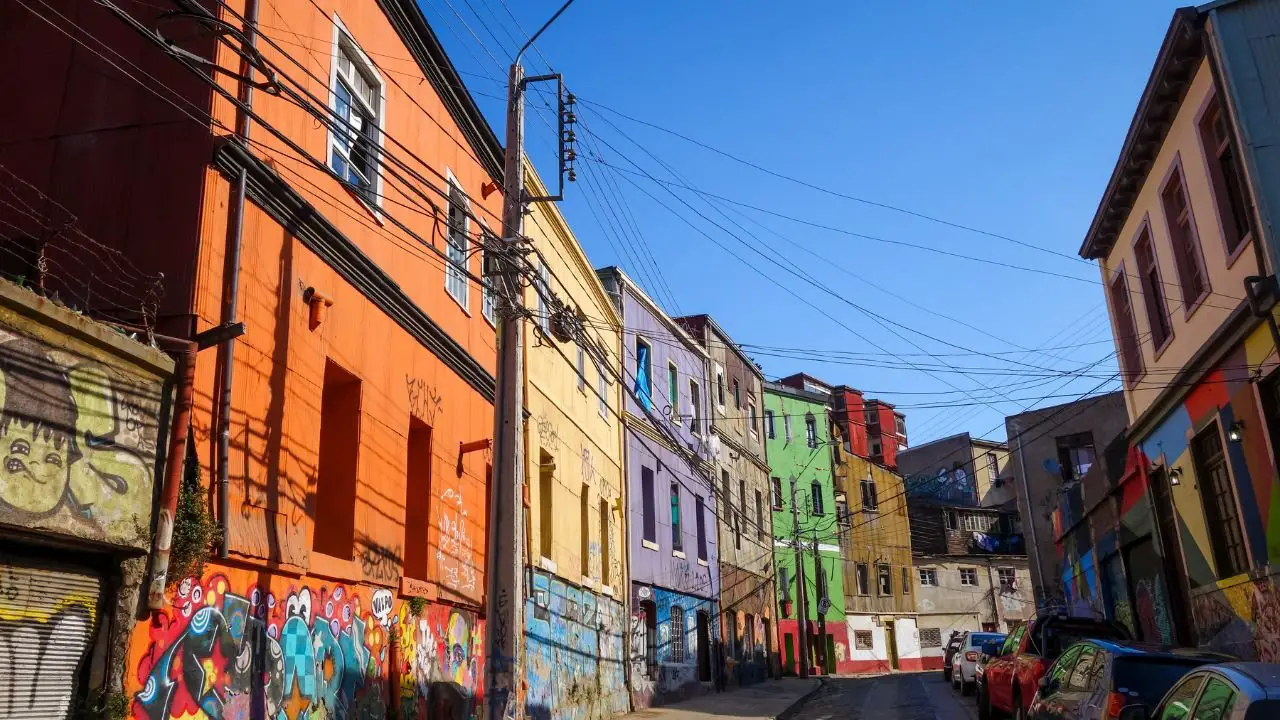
top-left (898, 433), bottom-right (1012, 508)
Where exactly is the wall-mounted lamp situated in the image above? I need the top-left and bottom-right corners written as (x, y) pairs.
top-left (1229, 421), bottom-right (1245, 443)
top-left (1169, 466), bottom-right (1183, 486)
top-left (481, 181), bottom-right (500, 200)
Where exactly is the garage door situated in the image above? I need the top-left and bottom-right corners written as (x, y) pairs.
top-left (0, 560), bottom-right (102, 719)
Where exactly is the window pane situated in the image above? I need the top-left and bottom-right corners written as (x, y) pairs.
top-left (1158, 676), bottom-right (1204, 720)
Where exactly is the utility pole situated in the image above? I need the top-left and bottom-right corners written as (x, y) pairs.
top-left (485, 5), bottom-right (576, 720)
top-left (813, 528), bottom-right (828, 675)
top-left (790, 476), bottom-right (810, 679)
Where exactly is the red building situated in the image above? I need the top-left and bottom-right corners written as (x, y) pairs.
top-left (776, 373), bottom-right (907, 468)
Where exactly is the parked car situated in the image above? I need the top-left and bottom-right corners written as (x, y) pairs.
top-left (954, 632), bottom-right (1006, 695)
top-left (1123, 663), bottom-right (1280, 720)
top-left (979, 613), bottom-right (1130, 720)
top-left (943, 631), bottom-right (966, 681)
top-left (976, 637), bottom-right (1006, 690)
top-left (1025, 640), bottom-right (1231, 720)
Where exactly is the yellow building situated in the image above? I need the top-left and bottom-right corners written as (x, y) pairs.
top-left (520, 163), bottom-right (630, 716)
top-left (831, 425), bottom-right (919, 672)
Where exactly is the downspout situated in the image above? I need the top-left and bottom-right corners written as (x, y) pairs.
top-left (147, 337), bottom-right (197, 609)
top-left (1012, 420), bottom-right (1045, 606)
top-left (217, 0), bottom-right (260, 559)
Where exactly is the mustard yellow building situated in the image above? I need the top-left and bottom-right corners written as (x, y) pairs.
top-left (520, 163), bottom-right (629, 716)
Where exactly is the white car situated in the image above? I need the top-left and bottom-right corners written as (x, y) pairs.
top-left (951, 631), bottom-right (1005, 695)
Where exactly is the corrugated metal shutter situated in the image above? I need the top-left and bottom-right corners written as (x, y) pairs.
top-left (0, 561), bottom-right (101, 719)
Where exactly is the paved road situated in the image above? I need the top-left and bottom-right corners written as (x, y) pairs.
top-left (790, 674), bottom-right (979, 720)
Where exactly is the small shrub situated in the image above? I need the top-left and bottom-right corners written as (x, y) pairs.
top-left (167, 459), bottom-right (221, 586)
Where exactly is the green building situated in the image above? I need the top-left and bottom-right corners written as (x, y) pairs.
top-left (763, 379), bottom-right (848, 675)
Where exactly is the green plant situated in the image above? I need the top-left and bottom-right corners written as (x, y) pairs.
top-left (408, 596), bottom-right (428, 616)
top-left (81, 688), bottom-right (129, 720)
top-left (167, 459), bottom-right (221, 586)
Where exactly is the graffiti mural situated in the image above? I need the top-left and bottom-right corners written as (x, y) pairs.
top-left (129, 569), bottom-right (483, 720)
top-left (626, 584), bottom-right (714, 709)
top-left (0, 332), bottom-right (160, 545)
top-left (525, 570), bottom-right (627, 720)
top-left (1194, 573), bottom-right (1280, 663)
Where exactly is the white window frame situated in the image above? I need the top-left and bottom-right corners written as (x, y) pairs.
top-left (536, 260), bottom-right (550, 333)
top-left (919, 568), bottom-right (938, 586)
top-left (327, 16), bottom-right (385, 211)
top-left (598, 364), bottom-right (608, 420)
top-left (688, 378), bottom-right (702, 436)
top-left (715, 365), bottom-right (726, 409)
top-left (960, 568), bottom-right (978, 587)
top-left (480, 223), bottom-right (496, 326)
top-left (444, 170), bottom-right (470, 311)
top-left (577, 344), bottom-right (586, 391)
top-left (783, 413), bottom-right (792, 442)
top-left (748, 397), bottom-right (758, 438)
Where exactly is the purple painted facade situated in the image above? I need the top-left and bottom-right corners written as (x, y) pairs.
top-left (598, 267), bottom-right (720, 706)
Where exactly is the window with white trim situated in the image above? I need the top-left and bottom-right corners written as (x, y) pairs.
top-left (329, 26), bottom-right (382, 206)
top-left (445, 179), bottom-right (469, 308)
top-left (536, 261), bottom-right (550, 334)
top-left (960, 568), bottom-right (978, 586)
top-left (918, 568), bottom-right (938, 586)
top-left (480, 228), bottom-right (496, 324)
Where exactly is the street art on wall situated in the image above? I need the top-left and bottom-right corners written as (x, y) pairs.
top-left (1194, 573), bottom-right (1280, 663)
top-left (0, 331), bottom-right (160, 545)
top-left (627, 584), bottom-right (714, 709)
top-left (129, 569), bottom-right (484, 720)
top-left (525, 569), bottom-right (627, 720)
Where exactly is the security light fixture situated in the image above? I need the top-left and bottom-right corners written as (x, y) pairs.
top-left (1169, 466), bottom-right (1183, 485)
top-left (1229, 421), bottom-right (1245, 443)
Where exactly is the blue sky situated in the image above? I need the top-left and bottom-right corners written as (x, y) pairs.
top-left (422, 0), bottom-right (1185, 444)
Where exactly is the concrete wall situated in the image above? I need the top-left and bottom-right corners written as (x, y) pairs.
top-left (899, 434), bottom-right (1005, 507)
top-left (844, 615), bottom-right (925, 673)
top-left (1005, 392), bottom-right (1128, 602)
top-left (913, 557), bottom-right (1034, 636)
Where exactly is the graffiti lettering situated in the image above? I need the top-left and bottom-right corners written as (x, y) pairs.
top-left (406, 375), bottom-right (443, 425)
top-left (358, 538), bottom-right (402, 584)
top-left (535, 414), bottom-right (561, 453)
top-left (437, 487), bottom-right (478, 595)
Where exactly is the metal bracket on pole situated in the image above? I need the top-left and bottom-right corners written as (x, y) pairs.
top-left (520, 73), bottom-right (576, 204)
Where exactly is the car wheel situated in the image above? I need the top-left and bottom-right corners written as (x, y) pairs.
top-left (962, 680), bottom-right (974, 697)
top-left (977, 685), bottom-right (992, 720)
top-left (1013, 694), bottom-right (1026, 720)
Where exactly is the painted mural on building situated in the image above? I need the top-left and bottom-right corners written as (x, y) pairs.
top-left (128, 569), bottom-right (484, 720)
top-left (525, 569), bottom-right (627, 720)
top-left (0, 330), bottom-right (160, 546)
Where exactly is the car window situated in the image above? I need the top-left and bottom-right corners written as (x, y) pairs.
top-left (1002, 624), bottom-right (1026, 656)
top-left (1114, 658), bottom-right (1213, 707)
top-left (1158, 675), bottom-right (1206, 720)
top-left (1046, 645), bottom-right (1083, 690)
top-left (1067, 647), bottom-right (1098, 691)
top-left (1191, 678), bottom-right (1235, 720)
top-left (969, 633), bottom-right (1004, 648)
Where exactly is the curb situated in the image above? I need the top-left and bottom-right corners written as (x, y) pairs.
top-left (774, 677), bottom-right (826, 720)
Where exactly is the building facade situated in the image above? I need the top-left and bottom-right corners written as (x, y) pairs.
top-left (908, 502), bottom-right (1032, 668)
top-left (763, 381), bottom-right (849, 675)
top-left (3, 0), bottom-right (514, 716)
top-left (1004, 392), bottom-right (1128, 608)
top-left (676, 314), bottom-right (777, 687)
top-left (599, 268), bottom-right (719, 708)
top-left (833, 438), bottom-right (919, 673)
top-left (1079, 2), bottom-right (1280, 657)
top-left (899, 433), bottom-right (1012, 508)
top-left (523, 167), bottom-right (628, 719)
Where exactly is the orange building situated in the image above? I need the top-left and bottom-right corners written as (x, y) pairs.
top-left (2, 0), bottom-right (503, 716)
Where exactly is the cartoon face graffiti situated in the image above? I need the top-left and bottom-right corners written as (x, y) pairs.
top-left (0, 337), bottom-right (80, 516)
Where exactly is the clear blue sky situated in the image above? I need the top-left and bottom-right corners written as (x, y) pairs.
top-left (423, 0), bottom-right (1185, 444)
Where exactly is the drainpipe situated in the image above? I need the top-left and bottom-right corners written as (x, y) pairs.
top-left (217, 0), bottom-right (260, 559)
top-left (1012, 420), bottom-right (1045, 605)
top-left (148, 340), bottom-right (197, 609)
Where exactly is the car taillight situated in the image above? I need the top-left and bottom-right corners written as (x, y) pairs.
top-left (1105, 692), bottom-right (1127, 719)
top-left (965, 651), bottom-right (978, 662)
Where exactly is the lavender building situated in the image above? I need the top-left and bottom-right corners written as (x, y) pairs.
top-left (597, 267), bottom-right (720, 707)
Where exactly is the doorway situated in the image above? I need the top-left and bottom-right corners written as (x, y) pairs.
top-left (696, 611), bottom-right (711, 682)
top-left (783, 633), bottom-right (795, 674)
top-left (1149, 467), bottom-right (1195, 644)
top-left (884, 621), bottom-right (899, 670)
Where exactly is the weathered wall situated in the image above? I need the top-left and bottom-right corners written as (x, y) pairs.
top-left (628, 585), bottom-right (717, 708)
top-left (125, 565), bottom-right (484, 720)
top-left (913, 558), bottom-right (1033, 634)
top-left (843, 615), bottom-right (926, 673)
top-left (838, 453), bottom-right (914, 615)
top-left (525, 569), bottom-right (628, 720)
top-left (899, 434), bottom-right (984, 506)
top-left (1006, 392), bottom-right (1128, 600)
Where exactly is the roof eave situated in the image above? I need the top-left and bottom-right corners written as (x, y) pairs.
top-left (1079, 7), bottom-right (1206, 260)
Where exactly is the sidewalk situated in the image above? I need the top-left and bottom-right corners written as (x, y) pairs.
top-left (620, 678), bottom-right (822, 720)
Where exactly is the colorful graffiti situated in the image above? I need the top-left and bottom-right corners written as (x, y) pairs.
top-left (626, 584), bottom-right (714, 709)
top-left (0, 331), bottom-right (160, 544)
top-left (525, 570), bottom-right (627, 720)
top-left (1193, 573), bottom-right (1280, 663)
top-left (130, 570), bottom-right (483, 720)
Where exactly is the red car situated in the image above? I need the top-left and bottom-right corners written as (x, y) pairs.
top-left (978, 613), bottom-right (1130, 720)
